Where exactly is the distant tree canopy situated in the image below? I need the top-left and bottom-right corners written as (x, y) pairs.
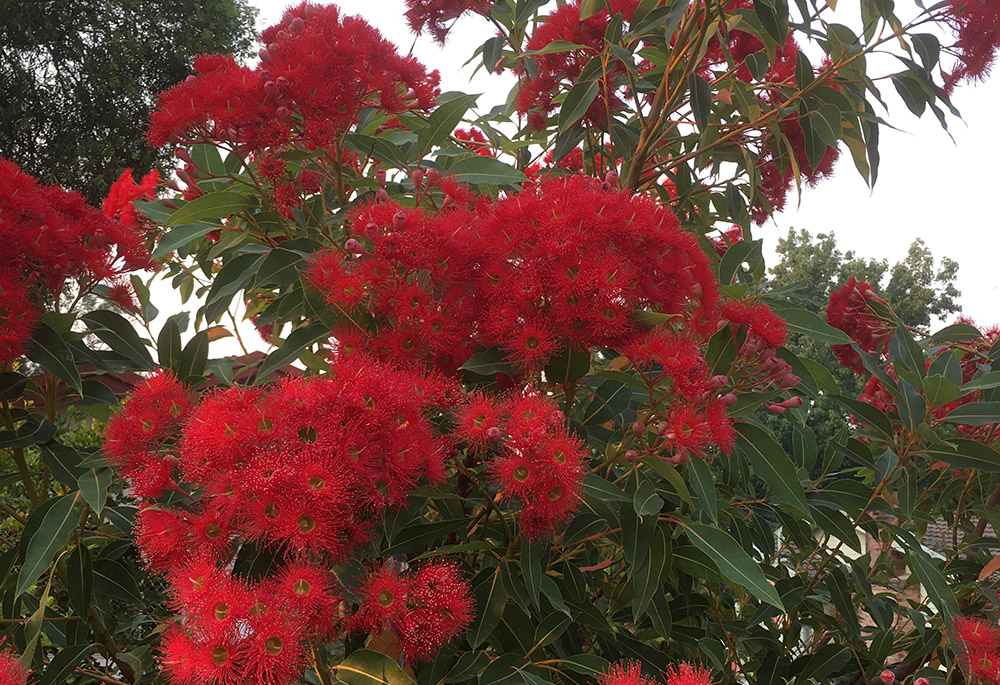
top-left (0, 0), bottom-right (257, 203)
top-left (764, 229), bottom-right (962, 456)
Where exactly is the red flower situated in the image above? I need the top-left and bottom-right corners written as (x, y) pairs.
top-left (599, 661), bottom-right (654, 685)
top-left (0, 647), bottom-right (29, 685)
top-left (405, 0), bottom-right (494, 42)
top-left (722, 299), bottom-right (788, 348)
top-left (102, 169), bottom-right (160, 227)
top-left (666, 662), bottom-right (714, 685)
top-left (942, 0), bottom-right (1000, 92)
top-left (826, 276), bottom-right (890, 373)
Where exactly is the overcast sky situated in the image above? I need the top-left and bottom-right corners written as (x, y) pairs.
top-left (179, 0), bottom-right (998, 357)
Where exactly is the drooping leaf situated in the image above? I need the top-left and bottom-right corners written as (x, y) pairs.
top-left (681, 521), bottom-right (784, 610)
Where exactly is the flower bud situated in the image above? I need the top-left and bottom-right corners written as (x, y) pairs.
top-left (265, 80), bottom-right (278, 98)
top-left (375, 189), bottom-right (389, 203)
top-left (879, 671), bottom-right (894, 684)
top-left (719, 393), bottom-right (738, 406)
top-left (175, 147), bottom-right (193, 165)
top-left (426, 168), bottom-right (440, 184)
top-left (344, 238), bottom-right (366, 255)
top-left (657, 421), bottom-right (669, 436)
top-left (364, 222), bottom-right (379, 236)
top-left (376, 169), bottom-right (387, 188)
top-left (549, 410), bottom-right (565, 425)
top-left (259, 48), bottom-right (272, 64)
top-left (277, 30), bottom-right (290, 42)
top-left (412, 168), bottom-right (424, 189)
top-left (766, 403), bottom-right (787, 415)
top-left (393, 211), bottom-right (407, 230)
top-left (604, 170), bottom-right (619, 186)
top-left (706, 374), bottom-right (728, 391)
top-left (276, 106), bottom-right (291, 119)
top-left (779, 373), bottom-right (800, 389)
top-left (290, 17), bottom-right (305, 33)
top-left (780, 396), bottom-right (803, 409)
top-left (670, 453), bottom-right (689, 465)
top-left (632, 421), bottom-right (645, 435)
top-left (915, 679), bottom-right (929, 685)
top-left (624, 449), bottom-right (638, 462)
top-left (486, 426), bottom-right (502, 441)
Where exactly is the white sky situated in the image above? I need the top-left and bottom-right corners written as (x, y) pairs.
top-left (163, 0), bottom-right (999, 358)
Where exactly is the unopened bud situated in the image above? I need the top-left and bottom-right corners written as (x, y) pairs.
top-left (375, 189), bottom-right (389, 203)
top-left (486, 426), bottom-right (502, 441)
top-left (161, 198), bottom-right (178, 209)
top-left (364, 222), bottom-right (379, 236)
top-left (670, 453), bottom-right (689, 465)
top-left (780, 396), bottom-right (803, 409)
top-left (914, 679), bottom-right (929, 685)
top-left (393, 211), bottom-right (407, 229)
top-left (601, 182), bottom-right (611, 191)
top-left (549, 410), bottom-right (565, 425)
top-left (719, 393), bottom-right (738, 406)
top-left (426, 168), bottom-right (440, 184)
top-left (657, 421), bottom-right (669, 436)
top-left (344, 238), bottom-right (365, 254)
top-left (185, 74), bottom-right (197, 83)
top-left (879, 671), bottom-right (894, 684)
top-left (766, 404), bottom-right (787, 415)
top-left (604, 170), bottom-right (619, 186)
top-left (632, 421), bottom-right (645, 435)
top-left (265, 80), bottom-right (278, 98)
top-left (624, 449), bottom-right (638, 462)
top-left (175, 147), bottom-right (193, 165)
top-left (277, 30), bottom-right (290, 42)
top-left (290, 17), bottom-right (305, 33)
top-left (376, 169), bottom-right (386, 188)
top-left (779, 373), bottom-right (800, 389)
top-left (412, 168), bottom-right (424, 189)
top-left (258, 48), bottom-right (272, 64)
top-left (276, 106), bottom-right (290, 119)
top-left (707, 374), bottom-right (728, 391)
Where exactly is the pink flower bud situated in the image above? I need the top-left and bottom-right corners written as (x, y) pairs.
top-left (412, 168), bottom-right (424, 189)
top-left (780, 396), bottom-right (803, 409)
top-left (375, 189), bottom-right (389, 203)
top-left (601, 182), bottom-right (612, 191)
top-left (604, 170), bottom-right (619, 185)
top-left (258, 48), bottom-right (272, 64)
top-left (290, 17), bottom-right (305, 33)
top-left (393, 211), bottom-right (407, 229)
top-left (376, 169), bottom-right (386, 188)
top-left (879, 671), bottom-right (894, 684)
top-left (486, 426), bottom-right (502, 441)
top-left (344, 238), bottom-right (365, 254)
top-left (707, 374), bottom-right (728, 391)
top-left (364, 222), bottom-right (379, 235)
top-left (719, 393), bottom-right (738, 406)
top-left (264, 80), bottom-right (278, 98)
top-left (426, 168), bottom-right (440, 183)
top-left (632, 421), bottom-right (645, 435)
top-left (779, 374), bottom-right (800, 389)
top-left (670, 453), bottom-right (689, 465)
top-left (185, 74), bottom-right (197, 82)
top-left (915, 679), bottom-right (929, 685)
top-left (174, 147), bottom-right (193, 165)
top-left (657, 421), bottom-right (669, 436)
top-left (766, 404), bottom-right (787, 415)
top-left (624, 449), bottom-right (638, 462)
top-left (276, 106), bottom-right (291, 119)
top-left (277, 30), bottom-right (290, 41)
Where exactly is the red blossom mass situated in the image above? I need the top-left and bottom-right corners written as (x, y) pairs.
top-left (0, 649), bottom-right (28, 685)
top-left (148, 2), bottom-right (440, 152)
top-left (0, 158), bottom-right (153, 367)
top-left (942, 0), bottom-right (1000, 92)
top-left (666, 662), bottom-right (714, 685)
top-left (826, 276), bottom-right (891, 373)
top-left (405, 0), bottom-right (494, 42)
top-left (951, 617), bottom-right (1000, 685)
top-left (599, 661), bottom-right (655, 685)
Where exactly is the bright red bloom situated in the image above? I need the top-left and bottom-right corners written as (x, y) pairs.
top-left (0, 648), bottom-right (29, 685)
top-left (238, 614), bottom-right (307, 685)
top-left (405, 0), bottom-right (494, 42)
top-left (826, 276), bottom-right (890, 373)
top-left (353, 564), bottom-right (413, 634)
top-left (942, 0), bottom-right (1000, 92)
top-left (102, 169), bottom-right (160, 227)
top-left (0, 266), bottom-right (39, 368)
top-left (397, 562), bottom-right (474, 663)
top-left (951, 617), bottom-right (1000, 685)
top-left (666, 662), bottom-right (714, 685)
top-left (599, 661), bottom-right (654, 685)
top-left (722, 299), bottom-right (788, 348)
top-left (275, 561), bottom-right (342, 639)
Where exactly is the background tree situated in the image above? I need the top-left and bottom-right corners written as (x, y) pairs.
top-left (764, 229), bottom-right (962, 455)
top-left (0, 0), bottom-right (257, 203)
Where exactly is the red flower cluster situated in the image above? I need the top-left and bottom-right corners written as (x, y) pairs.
top-left (308, 175), bottom-right (718, 374)
top-left (516, 0), bottom-right (641, 130)
top-left (942, 0), bottom-right (1000, 92)
top-left (475, 175), bottom-right (718, 368)
top-left (453, 127), bottom-right (495, 156)
top-left (826, 276), bottom-right (890, 373)
top-left (352, 561), bottom-right (473, 663)
top-left (405, 0), bottom-right (494, 42)
top-left (0, 158), bottom-right (153, 367)
top-left (0, 648), bottom-right (28, 685)
top-left (456, 391), bottom-right (586, 538)
top-left (952, 616), bottom-right (1000, 685)
top-left (104, 360), bottom-right (466, 681)
top-left (599, 660), bottom-right (713, 685)
top-left (306, 195), bottom-right (483, 374)
top-left (102, 168), bottom-right (160, 228)
top-left (148, 2), bottom-right (440, 153)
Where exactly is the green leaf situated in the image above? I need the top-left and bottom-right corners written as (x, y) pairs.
top-left (580, 0), bottom-right (605, 19)
top-left (907, 547), bottom-right (960, 622)
top-left (643, 458), bottom-right (694, 507)
top-left (450, 156), bottom-right (527, 186)
top-left (469, 567), bottom-right (507, 649)
top-left (687, 455), bottom-right (718, 523)
top-left (17, 492), bottom-right (85, 596)
top-left (67, 544), bottom-right (93, 618)
top-left (522, 540), bottom-right (545, 607)
top-left (583, 474), bottom-right (631, 503)
top-left (459, 347), bottom-right (517, 378)
top-left (921, 439), bottom-right (1000, 473)
top-left (27, 323), bottom-right (82, 394)
top-left (544, 346), bottom-right (590, 384)
top-left (795, 644), bottom-right (853, 683)
top-left (93, 558), bottom-right (144, 604)
top-left (688, 73), bottom-right (712, 132)
top-left (152, 223), bottom-right (217, 259)
top-left (204, 253), bottom-right (265, 323)
top-left (80, 310), bottom-right (155, 369)
top-left (681, 521), bottom-right (784, 610)
top-left (179, 330), bottom-right (210, 381)
top-left (633, 478), bottom-right (663, 518)
top-left (961, 371), bottom-right (1000, 393)
top-left (735, 423), bottom-right (811, 518)
top-left (257, 323), bottom-right (329, 380)
top-left (165, 191), bottom-right (255, 227)
top-left (558, 79), bottom-right (600, 132)
top-left (621, 493), bottom-right (658, 568)
top-left (0, 415), bottom-right (56, 449)
top-left (442, 652), bottom-right (491, 682)
top-left (532, 613), bottom-right (571, 650)
top-left (522, 40), bottom-right (590, 56)
top-left (157, 316), bottom-right (183, 370)
top-left (79, 466), bottom-right (112, 514)
top-left (632, 523), bottom-right (668, 620)
top-left (335, 650), bottom-right (417, 685)
top-left (0, 371), bottom-right (28, 401)
top-left (39, 644), bottom-right (92, 685)
top-left (810, 505), bottom-right (862, 553)
top-left (941, 402), bottom-right (1000, 426)
top-left (556, 654), bottom-right (611, 676)
top-left (418, 92), bottom-right (479, 157)
top-left (255, 248), bottom-right (304, 288)
top-left (772, 307), bottom-right (853, 344)
top-left (834, 397), bottom-right (893, 440)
